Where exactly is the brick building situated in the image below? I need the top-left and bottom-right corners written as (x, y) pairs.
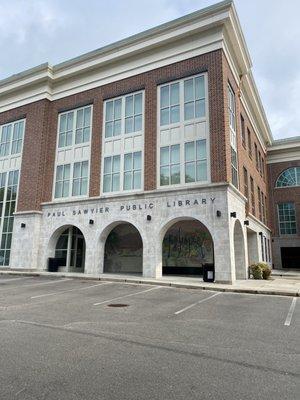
top-left (0, 1), bottom-right (297, 283)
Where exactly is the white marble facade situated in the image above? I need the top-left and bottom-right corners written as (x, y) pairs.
top-left (10, 184), bottom-right (271, 283)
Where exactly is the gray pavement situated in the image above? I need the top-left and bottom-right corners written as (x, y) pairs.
top-left (0, 275), bottom-right (299, 400)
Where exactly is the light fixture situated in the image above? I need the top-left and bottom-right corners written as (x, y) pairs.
top-left (230, 212), bottom-right (236, 218)
top-left (244, 220), bottom-right (249, 226)
top-left (216, 210), bottom-right (221, 217)
top-left (21, 223), bottom-right (26, 228)
top-left (146, 215), bottom-right (152, 221)
top-left (89, 219), bottom-right (94, 225)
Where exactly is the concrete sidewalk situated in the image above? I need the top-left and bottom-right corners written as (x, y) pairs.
top-left (0, 269), bottom-right (299, 297)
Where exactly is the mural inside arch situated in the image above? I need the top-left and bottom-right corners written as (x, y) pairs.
top-left (104, 223), bottom-right (143, 274)
top-left (163, 220), bottom-right (214, 275)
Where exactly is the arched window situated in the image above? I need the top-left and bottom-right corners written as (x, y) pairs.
top-left (276, 167), bottom-right (300, 187)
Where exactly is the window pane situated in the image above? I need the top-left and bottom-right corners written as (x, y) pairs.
top-left (185, 162), bottom-right (195, 183)
top-left (66, 132), bottom-right (72, 146)
top-left (64, 165), bottom-right (70, 179)
top-left (134, 115), bottom-right (142, 131)
top-left (133, 152), bottom-right (141, 170)
top-left (171, 164), bottom-right (180, 184)
top-left (170, 105), bottom-right (180, 124)
top-left (114, 99), bottom-right (122, 119)
top-left (184, 102), bottom-right (194, 120)
top-left (72, 180), bottom-right (80, 196)
top-left (171, 145), bottom-right (180, 164)
top-left (160, 147), bottom-right (169, 166)
top-left (134, 93), bottom-right (142, 114)
top-left (67, 113), bottom-right (73, 130)
top-left (196, 140), bottom-right (206, 160)
top-left (84, 107), bottom-right (91, 126)
top-left (170, 83), bottom-right (179, 105)
top-left (114, 120), bottom-right (121, 136)
top-left (83, 127), bottom-right (90, 142)
top-left (103, 175), bottom-right (111, 192)
top-left (185, 142), bottom-right (194, 162)
top-left (58, 133), bottom-right (65, 148)
top-left (184, 79), bottom-right (194, 102)
top-left (55, 182), bottom-right (62, 198)
top-left (82, 161), bottom-right (88, 177)
top-left (112, 156), bottom-right (120, 173)
top-left (73, 163), bottom-right (81, 178)
top-left (59, 115), bottom-right (67, 132)
top-left (125, 96), bottom-right (134, 117)
top-left (196, 160), bottom-right (207, 181)
top-left (76, 109), bottom-right (83, 128)
top-left (106, 101), bottom-right (114, 121)
top-left (124, 171), bottom-right (132, 190)
top-left (104, 157), bottom-right (111, 174)
top-left (56, 165), bottom-right (63, 181)
top-left (63, 181), bottom-right (69, 197)
top-left (125, 117), bottom-right (134, 134)
top-left (112, 174), bottom-right (120, 191)
top-left (81, 178), bottom-right (88, 195)
top-left (161, 86), bottom-right (169, 108)
top-left (75, 129), bottom-right (83, 144)
top-left (133, 170), bottom-right (141, 189)
top-left (160, 166), bottom-right (169, 186)
top-left (195, 99), bottom-right (205, 118)
top-left (160, 108), bottom-right (169, 126)
top-left (195, 76), bottom-right (205, 99)
top-left (124, 153), bottom-right (132, 171)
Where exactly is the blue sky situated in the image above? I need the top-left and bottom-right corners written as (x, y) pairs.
top-left (0, 0), bottom-right (299, 140)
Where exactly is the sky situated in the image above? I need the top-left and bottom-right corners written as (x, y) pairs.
top-left (0, 0), bottom-right (299, 140)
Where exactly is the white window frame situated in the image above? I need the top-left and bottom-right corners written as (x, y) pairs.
top-left (53, 105), bottom-right (92, 201)
top-left (228, 84), bottom-right (239, 189)
top-left (277, 203), bottom-right (297, 236)
top-left (101, 91), bottom-right (145, 196)
top-left (0, 119), bottom-right (26, 160)
top-left (156, 73), bottom-right (210, 189)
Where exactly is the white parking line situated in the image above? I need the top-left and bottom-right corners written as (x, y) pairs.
top-left (174, 292), bottom-right (221, 315)
top-left (0, 277), bottom-right (31, 283)
top-left (0, 278), bottom-right (72, 292)
top-left (284, 297), bottom-right (297, 326)
top-left (93, 285), bottom-right (161, 306)
top-left (31, 282), bottom-right (111, 299)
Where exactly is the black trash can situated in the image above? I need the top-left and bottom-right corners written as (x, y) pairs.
top-left (48, 257), bottom-right (65, 272)
top-left (203, 263), bottom-right (215, 282)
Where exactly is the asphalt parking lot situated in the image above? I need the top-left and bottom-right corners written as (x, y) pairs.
top-left (0, 275), bottom-right (299, 400)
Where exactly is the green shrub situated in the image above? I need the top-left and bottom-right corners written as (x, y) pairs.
top-left (249, 263), bottom-right (272, 280)
top-left (250, 263), bottom-right (263, 279)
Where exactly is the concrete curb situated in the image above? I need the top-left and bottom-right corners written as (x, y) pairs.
top-left (0, 270), bottom-right (299, 297)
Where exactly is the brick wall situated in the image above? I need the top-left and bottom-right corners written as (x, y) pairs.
top-left (222, 53), bottom-right (269, 226)
top-left (268, 160), bottom-right (300, 236)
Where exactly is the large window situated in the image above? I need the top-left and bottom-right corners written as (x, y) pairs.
top-left (276, 167), bottom-right (300, 188)
top-left (278, 203), bottom-right (297, 235)
top-left (102, 91), bottom-right (144, 194)
top-left (0, 170), bottom-right (19, 266)
top-left (0, 120), bottom-right (25, 157)
top-left (228, 85), bottom-right (238, 189)
top-left (158, 74), bottom-right (209, 187)
top-left (54, 106), bottom-right (92, 199)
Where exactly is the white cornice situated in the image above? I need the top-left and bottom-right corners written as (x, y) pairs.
top-left (267, 137), bottom-right (300, 164)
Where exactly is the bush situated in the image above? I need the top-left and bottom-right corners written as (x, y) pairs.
top-left (249, 263), bottom-right (272, 280)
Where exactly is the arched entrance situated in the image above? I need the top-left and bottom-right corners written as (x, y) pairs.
top-left (55, 226), bottom-right (86, 273)
top-left (162, 219), bottom-right (214, 276)
top-left (233, 220), bottom-right (246, 279)
top-left (104, 223), bottom-right (143, 274)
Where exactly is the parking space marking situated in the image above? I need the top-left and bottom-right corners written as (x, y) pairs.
top-left (31, 282), bottom-right (111, 299)
top-left (174, 292), bottom-right (221, 315)
top-left (0, 276), bottom-right (31, 283)
top-left (93, 285), bottom-right (162, 306)
top-left (0, 278), bottom-right (72, 292)
top-left (284, 297), bottom-right (297, 326)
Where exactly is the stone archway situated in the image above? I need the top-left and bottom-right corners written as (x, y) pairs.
top-left (161, 217), bottom-right (214, 276)
top-left (233, 220), bottom-right (247, 279)
top-left (103, 222), bottom-right (143, 275)
top-left (48, 224), bottom-right (86, 273)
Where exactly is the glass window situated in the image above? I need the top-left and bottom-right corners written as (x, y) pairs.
top-left (276, 167), bottom-right (300, 187)
top-left (103, 155), bottom-right (120, 193)
top-left (55, 164), bottom-right (70, 198)
top-left (160, 83), bottom-right (180, 126)
top-left (228, 85), bottom-right (238, 188)
top-left (123, 152), bottom-right (142, 190)
top-left (250, 176), bottom-right (255, 215)
top-left (0, 170), bottom-right (19, 266)
top-left (72, 161), bottom-right (89, 196)
top-left (184, 140), bottom-right (207, 183)
top-left (241, 115), bottom-right (246, 148)
top-left (278, 203), bottom-right (297, 235)
top-left (160, 145), bottom-right (180, 186)
top-left (105, 99), bottom-right (122, 138)
top-left (184, 76), bottom-right (205, 121)
top-left (243, 167), bottom-right (248, 199)
top-left (59, 106), bottom-right (92, 147)
top-left (231, 148), bottom-right (238, 188)
top-left (125, 93), bottom-right (143, 134)
top-left (247, 128), bottom-right (252, 157)
top-left (0, 120), bottom-right (25, 157)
